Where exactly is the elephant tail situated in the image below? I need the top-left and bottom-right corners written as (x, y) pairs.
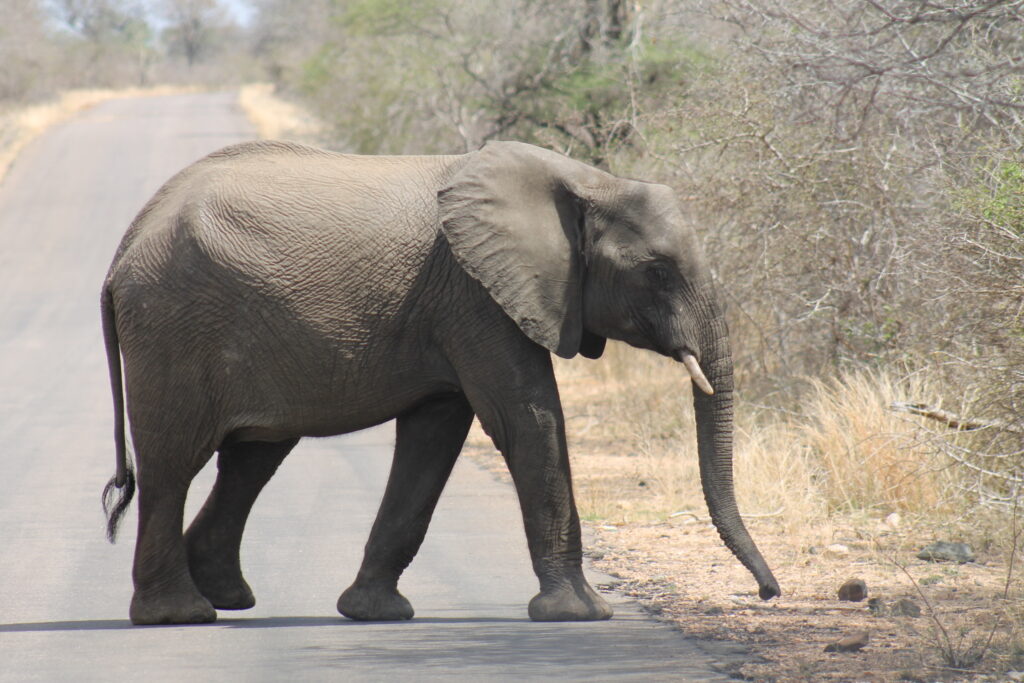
top-left (101, 284), bottom-right (135, 543)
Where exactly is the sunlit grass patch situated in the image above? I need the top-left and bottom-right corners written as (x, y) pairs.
top-left (557, 345), bottom-right (978, 526)
top-left (238, 83), bottom-right (323, 142)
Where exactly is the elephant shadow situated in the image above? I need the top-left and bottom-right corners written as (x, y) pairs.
top-left (0, 615), bottom-right (530, 632)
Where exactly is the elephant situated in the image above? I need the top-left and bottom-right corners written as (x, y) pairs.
top-left (100, 139), bottom-right (780, 626)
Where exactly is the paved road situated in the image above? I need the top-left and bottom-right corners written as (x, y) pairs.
top-left (0, 92), bottom-right (737, 681)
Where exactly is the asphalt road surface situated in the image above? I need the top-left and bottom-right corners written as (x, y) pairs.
top-left (0, 92), bottom-right (739, 681)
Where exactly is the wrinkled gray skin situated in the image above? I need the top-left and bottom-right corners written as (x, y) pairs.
top-left (101, 140), bottom-right (780, 626)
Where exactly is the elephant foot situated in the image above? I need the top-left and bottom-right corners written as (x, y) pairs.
top-left (337, 581), bottom-right (414, 621)
top-left (185, 531), bottom-right (255, 610)
top-left (190, 566), bottom-right (255, 610)
top-left (528, 578), bottom-right (613, 622)
top-left (130, 586), bottom-right (217, 626)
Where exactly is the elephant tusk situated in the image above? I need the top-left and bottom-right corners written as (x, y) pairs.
top-left (682, 354), bottom-right (714, 395)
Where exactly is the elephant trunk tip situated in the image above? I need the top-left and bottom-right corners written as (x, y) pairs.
top-left (759, 578), bottom-right (781, 601)
top-left (724, 530), bottom-right (780, 601)
top-left (723, 531), bottom-right (780, 601)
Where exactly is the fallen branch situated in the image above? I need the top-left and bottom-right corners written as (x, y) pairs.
top-left (890, 402), bottom-right (1024, 435)
top-left (669, 507), bottom-right (784, 522)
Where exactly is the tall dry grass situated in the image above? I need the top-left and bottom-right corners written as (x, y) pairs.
top-left (556, 344), bottom-right (972, 529)
top-left (237, 83), bottom-right (322, 142)
top-left (554, 344), bottom-right (812, 525)
top-left (801, 370), bottom-right (965, 515)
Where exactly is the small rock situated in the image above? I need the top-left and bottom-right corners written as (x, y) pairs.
top-left (824, 543), bottom-right (850, 558)
top-left (868, 597), bottom-right (921, 618)
top-left (824, 631), bottom-right (869, 653)
top-left (867, 597), bottom-right (887, 616)
top-left (917, 541), bottom-right (974, 563)
top-left (885, 512), bottom-right (901, 528)
top-left (703, 606), bottom-right (725, 616)
top-left (838, 578), bottom-right (868, 602)
top-left (890, 598), bottom-right (921, 618)
top-left (897, 673), bottom-right (926, 683)
top-left (807, 545), bottom-right (819, 555)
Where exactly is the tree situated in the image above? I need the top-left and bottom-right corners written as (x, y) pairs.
top-left (249, 0), bottom-right (334, 84)
top-left (0, 0), bottom-right (56, 101)
top-left (52, 0), bottom-right (143, 42)
top-left (249, 0), bottom-right (1023, 445)
top-left (50, 0), bottom-right (154, 86)
top-left (252, 0), bottom-right (658, 161)
top-left (159, 0), bottom-right (228, 68)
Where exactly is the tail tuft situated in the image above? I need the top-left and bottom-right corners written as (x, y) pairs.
top-left (102, 463), bottom-right (136, 543)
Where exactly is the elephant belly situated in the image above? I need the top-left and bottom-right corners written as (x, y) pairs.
top-left (217, 356), bottom-right (462, 445)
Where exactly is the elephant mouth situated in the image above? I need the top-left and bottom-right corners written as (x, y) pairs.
top-left (671, 348), bottom-right (714, 395)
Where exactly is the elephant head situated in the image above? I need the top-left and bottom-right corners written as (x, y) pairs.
top-left (438, 141), bottom-right (780, 600)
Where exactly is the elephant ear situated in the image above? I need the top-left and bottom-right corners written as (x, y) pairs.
top-left (579, 329), bottom-right (607, 359)
top-left (437, 141), bottom-right (607, 359)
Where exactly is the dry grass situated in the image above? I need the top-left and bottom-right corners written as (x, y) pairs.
top-left (537, 344), bottom-right (827, 535)
top-left (237, 83), bottom-right (323, 142)
top-left (0, 86), bottom-right (196, 184)
top-left (802, 370), bottom-right (969, 515)
top-left (551, 344), bottom-right (981, 532)
top-left (537, 343), bottom-right (1023, 679)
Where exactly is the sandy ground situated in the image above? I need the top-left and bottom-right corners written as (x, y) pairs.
top-left (466, 433), bottom-right (1018, 681)
top-left (588, 519), bottom-right (1016, 681)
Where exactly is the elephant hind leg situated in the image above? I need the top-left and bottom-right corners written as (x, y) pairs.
top-left (129, 434), bottom-right (218, 625)
top-left (184, 438), bottom-right (298, 610)
top-left (338, 394), bottom-right (473, 621)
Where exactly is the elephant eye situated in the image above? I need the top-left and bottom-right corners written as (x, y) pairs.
top-left (645, 263), bottom-right (671, 287)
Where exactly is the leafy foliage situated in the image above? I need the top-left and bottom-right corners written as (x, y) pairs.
top-left (252, 0), bottom-right (1024, 509)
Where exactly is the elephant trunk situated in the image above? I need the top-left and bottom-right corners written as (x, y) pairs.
top-left (693, 314), bottom-right (780, 600)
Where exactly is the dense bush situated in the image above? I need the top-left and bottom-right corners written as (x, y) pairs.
top-left (253, 0), bottom-right (1022, 510)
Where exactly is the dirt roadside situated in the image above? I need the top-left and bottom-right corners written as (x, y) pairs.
top-left (463, 357), bottom-right (1019, 682)
top-left (466, 440), bottom-right (1016, 682)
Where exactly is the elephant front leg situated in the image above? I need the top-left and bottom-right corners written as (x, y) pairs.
top-left (184, 439), bottom-right (297, 610)
top-left (337, 395), bottom-right (474, 621)
top-left (478, 394), bottom-right (612, 622)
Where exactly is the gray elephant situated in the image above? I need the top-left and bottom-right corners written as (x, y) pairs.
top-left (101, 140), bottom-right (779, 626)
